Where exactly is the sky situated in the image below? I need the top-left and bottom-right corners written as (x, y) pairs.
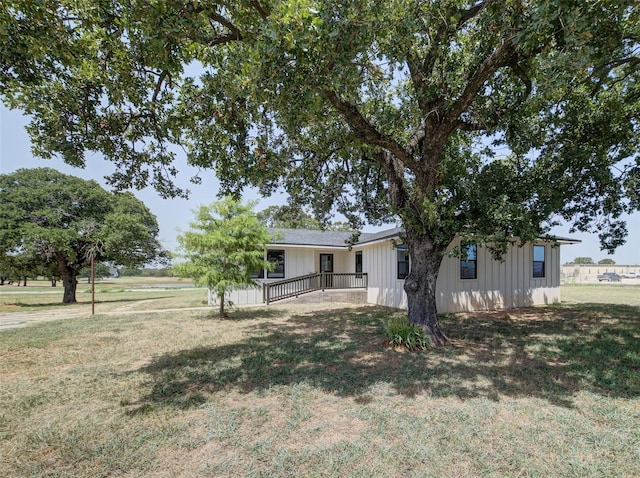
top-left (1, 104), bottom-right (639, 266)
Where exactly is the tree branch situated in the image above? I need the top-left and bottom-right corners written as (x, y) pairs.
top-left (151, 70), bottom-right (169, 102)
top-left (426, 36), bottom-right (517, 151)
top-left (321, 89), bottom-right (415, 168)
top-left (249, 1), bottom-right (270, 20)
top-left (207, 11), bottom-right (242, 39)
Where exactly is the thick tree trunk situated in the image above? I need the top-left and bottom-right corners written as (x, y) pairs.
top-left (61, 270), bottom-right (78, 303)
top-left (56, 253), bottom-right (78, 303)
top-left (403, 233), bottom-right (449, 346)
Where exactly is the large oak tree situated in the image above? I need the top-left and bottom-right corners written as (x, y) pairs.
top-left (1, 1), bottom-right (638, 343)
top-left (0, 168), bottom-right (166, 303)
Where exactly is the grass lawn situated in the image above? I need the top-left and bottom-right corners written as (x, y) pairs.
top-left (1, 287), bottom-right (639, 476)
top-left (0, 277), bottom-right (208, 315)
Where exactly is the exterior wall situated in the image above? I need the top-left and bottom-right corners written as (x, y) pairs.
top-left (362, 238), bottom-right (561, 313)
top-left (212, 236), bottom-right (564, 312)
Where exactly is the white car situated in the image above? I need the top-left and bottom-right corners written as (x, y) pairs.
top-left (621, 272), bottom-right (638, 278)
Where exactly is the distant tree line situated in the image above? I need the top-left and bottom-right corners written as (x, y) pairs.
top-left (565, 257), bottom-right (617, 265)
top-left (118, 267), bottom-right (175, 277)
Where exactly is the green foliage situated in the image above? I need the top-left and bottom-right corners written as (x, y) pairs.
top-left (0, 168), bottom-right (166, 302)
top-left (1, 1), bottom-right (638, 335)
top-left (257, 203), bottom-right (354, 231)
top-left (79, 262), bottom-right (112, 280)
top-left (174, 197), bottom-right (272, 315)
top-left (598, 258), bottom-right (616, 265)
top-left (257, 204), bottom-right (322, 229)
top-left (570, 257), bottom-right (596, 265)
top-left (384, 315), bottom-right (430, 351)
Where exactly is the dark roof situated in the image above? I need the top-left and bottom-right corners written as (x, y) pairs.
top-left (267, 227), bottom-right (580, 247)
top-left (267, 228), bottom-right (357, 247)
top-left (267, 227), bottom-right (405, 247)
top-left (538, 235), bottom-right (582, 244)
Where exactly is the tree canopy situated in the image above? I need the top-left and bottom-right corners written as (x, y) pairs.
top-left (1, 1), bottom-right (638, 343)
top-left (257, 203), bottom-right (352, 231)
top-left (569, 257), bottom-right (596, 265)
top-left (175, 198), bottom-right (272, 316)
top-left (0, 168), bottom-right (166, 302)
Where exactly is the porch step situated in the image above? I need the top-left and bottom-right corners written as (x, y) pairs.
top-left (276, 288), bottom-right (367, 305)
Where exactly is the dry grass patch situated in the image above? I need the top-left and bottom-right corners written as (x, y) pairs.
top-left (1, 300), bottom-right (639, 477)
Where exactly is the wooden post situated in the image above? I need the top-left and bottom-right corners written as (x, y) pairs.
top-left (91, 254), bottom-right (95, 315)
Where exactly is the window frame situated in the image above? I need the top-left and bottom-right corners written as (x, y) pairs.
top-left (266, 249), bottom-right (285, 279)
top-left (397, 245), bottom-right (409, 280)
top-left (460, 243), bottom-right (478, 280)
top-left (533, 245), bottom-right (545, 278)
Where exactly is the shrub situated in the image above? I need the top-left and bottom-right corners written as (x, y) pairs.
top-left (383, 315), bottom-right (430, 351)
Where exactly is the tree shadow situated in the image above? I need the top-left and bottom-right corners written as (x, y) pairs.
top-left (195, 307), bottom-right (281, 321)
top-left (129, 303), bottom-right (640, 412)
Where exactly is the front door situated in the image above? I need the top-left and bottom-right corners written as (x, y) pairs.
top-left (320, 254), bottom-right (334, 288)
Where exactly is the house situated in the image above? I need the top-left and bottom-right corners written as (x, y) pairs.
top-left (216, 227), bottom-right (580, 313)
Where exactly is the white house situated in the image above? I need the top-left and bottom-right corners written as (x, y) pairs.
top-left (217, 227), bottom-right (580, 313)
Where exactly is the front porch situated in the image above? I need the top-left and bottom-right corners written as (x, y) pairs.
top-left (263, 272), bottom-right (369, 304)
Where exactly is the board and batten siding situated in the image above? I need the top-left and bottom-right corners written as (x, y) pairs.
top-left (360, 238), bottom-right (561, 313)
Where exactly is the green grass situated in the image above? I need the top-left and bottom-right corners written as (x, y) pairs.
top-left (0, 277), bottom-right (208, 314)
top-left (561, 283), bottom-right (640, 306)
top-left (1, 295), bottom-right (639, 477)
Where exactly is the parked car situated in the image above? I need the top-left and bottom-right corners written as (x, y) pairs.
top-left (597, 272), bottom-right (622, 282)
top-left (621, 272), bottom-right (638, 278)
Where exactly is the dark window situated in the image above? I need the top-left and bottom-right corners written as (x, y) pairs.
top-left (397, 245), bottom-right (409, 280)
top-left (460, 244), bottom-right (477, 279)
top-left (355, 251), bottom-right (363, 274)
top-left (533, 245), bottom-right (545, 278)
top-left (267, 250), bottom-right (285, 278)
top-left (248, 266), bottom-right (264, 279)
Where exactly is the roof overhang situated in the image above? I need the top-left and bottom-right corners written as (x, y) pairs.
top-left (538, 235), bottom-right (582, 245)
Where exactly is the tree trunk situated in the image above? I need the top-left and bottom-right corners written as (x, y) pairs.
top-left (403, 233), bottom-right (449, 346)
top-left (218, 291), bottom-right (226, 317)
top-left (56, 253), bottom-right (78, 303)
top-left (61, 270), bottom-right (78, 303)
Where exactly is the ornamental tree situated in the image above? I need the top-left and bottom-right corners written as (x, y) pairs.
top-left (1, 1), bottom-right (638, 343)
top-left (0, 168), bottom-right (166, 303)
top-left (175, 198), bottom-right (273, 317)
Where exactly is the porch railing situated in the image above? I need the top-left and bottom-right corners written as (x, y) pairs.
top-left (263, 272), bottom-right (368, 305)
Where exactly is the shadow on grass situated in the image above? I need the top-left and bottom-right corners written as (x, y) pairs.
top-left (195, 308), bottom-right (281, 321)
top-left (131, 303), bottom-right (640, 411)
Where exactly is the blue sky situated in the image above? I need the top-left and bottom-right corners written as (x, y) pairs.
top-left (1, 104), bottom-right (638, 265)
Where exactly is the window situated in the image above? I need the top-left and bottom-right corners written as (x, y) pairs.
top-left (248, 266), bottom-right (264, 279)
top-left (267, 250), bottom-right (285, 278)
top-left (460, 243), bottom-right (477, 279)
top-left (355, 251), bottom-right (363, 275)
top-left (397, 245), bottom-right (409, 280)
top-left (533, 245), bottom-right (545, 278)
